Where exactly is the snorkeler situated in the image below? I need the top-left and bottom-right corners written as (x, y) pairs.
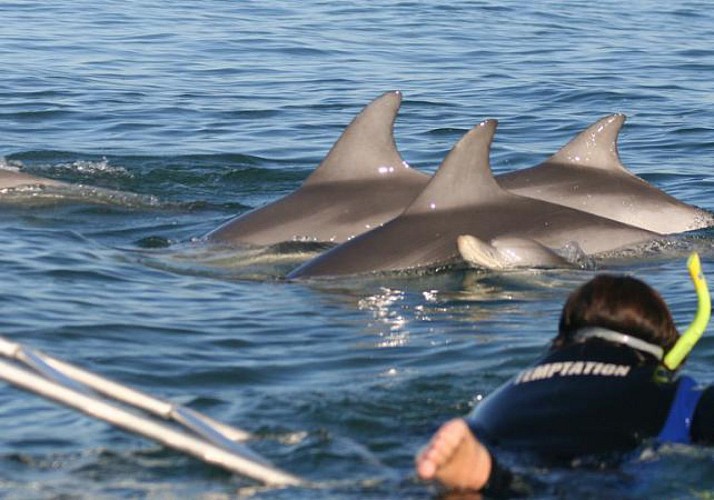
top-left (416, 254), bottom-right (714, 495)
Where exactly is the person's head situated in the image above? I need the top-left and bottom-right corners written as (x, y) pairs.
top-left (553, 274), bottom-right (679, 354)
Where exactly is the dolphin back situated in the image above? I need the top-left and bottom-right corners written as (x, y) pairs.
top-left (206, 92), bottom-right (429, 246)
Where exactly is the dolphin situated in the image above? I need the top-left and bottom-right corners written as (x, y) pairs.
top-left (498, 114), bottom-right (714, 235)
top-left (206, 103), bottom-right (709, 248)
top-left (287, 120), bottom-right (660, 279)
top-left (0, 165), bottom-right (164, 207)
top-left (204, 91), bottom-right (430, 246)
top-left (456, 234), bottom-right (573, 270)
top-left (0, 168), bottom-right (67, 190)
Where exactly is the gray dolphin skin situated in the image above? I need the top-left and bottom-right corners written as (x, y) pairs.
top-left (204, 91), bottom-right (429, 246)
top-left (498, 114), bottom-right (714, 234)
top-left (287, 120), bottom-right (660, 279)
top-left (0, 168), bottom-right (67, 189)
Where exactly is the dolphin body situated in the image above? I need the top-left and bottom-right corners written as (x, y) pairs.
top-left (204, 91), bottom-right (429, 246)
top-left (455, 234), bottom-right (573, 270)
top-left (205, 92), bottom-right (710, 248)
top-left (287, 120), bottom-right (660, 279)
top-left (0, 168), bottom-right (67, 190)
top-left (498, 114), bottom-right (714, 235)
top-left (0, 165), bottom-right (165, 208)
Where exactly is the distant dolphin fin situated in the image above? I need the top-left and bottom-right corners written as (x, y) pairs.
top-left (404, 119), bottom-right (506, 214)
top-left (547, 114), bottom-right (631, 173)
top-left (457, 235), bottom-right (571, 270)
top-left (305, 91), bottom-right (416, 185)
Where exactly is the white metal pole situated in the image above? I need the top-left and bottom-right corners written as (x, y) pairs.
top-left (0, 358), bottom-right (302, 487)
top-left (0, 336), bottom-right (251, 442)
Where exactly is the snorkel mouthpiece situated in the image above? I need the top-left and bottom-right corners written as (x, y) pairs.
top-left (663, 253), bottom-right (711, 371)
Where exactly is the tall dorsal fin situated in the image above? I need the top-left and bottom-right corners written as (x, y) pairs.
top-left (405, 120), bottom-right (507, 214)
top-left (546, 114), bottom-right (629, 172)
top-left (305, 91), bottom-right (412, 185)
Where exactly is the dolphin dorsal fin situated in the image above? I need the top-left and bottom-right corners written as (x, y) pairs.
top-left (305, 91), bottom-right (412, 185)
top-left (405, 120), bottom-right (506, 214)
top-left (546, 114), bottom-right (629, 173)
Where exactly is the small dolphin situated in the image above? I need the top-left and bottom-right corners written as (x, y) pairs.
top-left (204, 91), bottom-right (429, 246)
top-left (498, 114), bottom-right (714, 234)
top-left (456, 234), bottom-right (572, 270)
top-left (287, 120), bottom-right (659, 279)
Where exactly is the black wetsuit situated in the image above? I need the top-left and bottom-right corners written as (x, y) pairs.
top-left (466, 339), bottom-right (714, 494)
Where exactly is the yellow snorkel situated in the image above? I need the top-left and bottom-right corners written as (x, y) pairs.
top-left (663, 253), bottom-right (711, 371)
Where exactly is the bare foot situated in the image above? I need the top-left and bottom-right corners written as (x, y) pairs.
top-left (415, 418), bottom-right (492, 491)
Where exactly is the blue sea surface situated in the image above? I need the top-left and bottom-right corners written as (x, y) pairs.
top-left (1, 1), bottom-right (714, 498)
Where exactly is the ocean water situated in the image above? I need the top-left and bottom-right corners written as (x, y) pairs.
top-left (1, 1), bottom-right (714, 498)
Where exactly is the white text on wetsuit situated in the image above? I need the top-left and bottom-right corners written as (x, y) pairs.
top-left (514, 361), bottom-right (631, 384)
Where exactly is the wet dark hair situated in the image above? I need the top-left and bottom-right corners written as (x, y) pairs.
top-left (553, 274), bottom-right (679, 352)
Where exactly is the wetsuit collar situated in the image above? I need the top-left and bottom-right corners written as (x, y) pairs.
top-left (574, 327), bottom-right (664, 361)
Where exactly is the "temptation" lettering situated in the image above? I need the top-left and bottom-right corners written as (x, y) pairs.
top-left (514, 361), bottom-right (631, 384)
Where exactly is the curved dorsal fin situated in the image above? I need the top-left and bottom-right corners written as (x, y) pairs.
top-left (405, 119), bottom-right (505, 214)
top-left (546, 114), bottom-right (629, 172)
top-left (306, 91), bottom-right (411, 185)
